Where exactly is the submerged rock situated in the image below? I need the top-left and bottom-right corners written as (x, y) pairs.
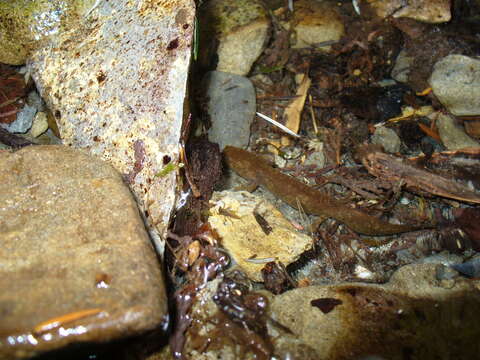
top-left (364, 0), bottom-right (451, 23)
top-left (435, 113), bottom-right (480, 150)
top-left (371, 126), bottom-right (401, 153)
top-left (0, 146), bottom-right (168, 359)
top-left (269, 263), bottom-right (480, 359)
top-left (0, 0), bottom-right (196, 249)
top-left (204, 71), bottom-right (256, 150)
top-left (199, 0), bottom-right (270, 75)
top-left (288, 0), bottom-right (344, 50)
top-left (430, 55), bottom-right (480, 116)
top-left (209, 190), bottom-right (313, 281)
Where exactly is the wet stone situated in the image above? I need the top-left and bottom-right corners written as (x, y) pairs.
top-left (288, 0), bottom-right (344, 50)
top-left (199, 0), bottom-right (270, 76)
top-left (371, 126), bottom-right (401, 153)
top-left (430, 55), bottom-right (480, 116)
top-left (204, 71), bottom-right (256, 151)
top-left (269, 263), bottom-right (480, 359)
top-left (209, 190), bottom-right (313, 281)
top-left (435, 113), bottom-right (480, 150)
top-left (0, 146), bottom-right (168, 360)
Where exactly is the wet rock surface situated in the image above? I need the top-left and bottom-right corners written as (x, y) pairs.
top-left (9, 0), bottom-right (195, 249)
top-left (0, 146), bottom-right (167, 360)
top-left (430, 55), bottom-right (480, 116)
top-left (435, 113), bottom-right (480, 150)
top-left (365, 0), bottom-right (451, 23)
top-left (371, 126), bottom-right (401, 153)
top-left (204, 71), bottom-right (256, 150)
top-left (288, 0), bottom-right (344, 50)
top-left (199, 0), bottom-right (270, 75)
top-left (269, 263), bottom-right (480, 359)
top-left (209, 190), bottom-right (313, 281)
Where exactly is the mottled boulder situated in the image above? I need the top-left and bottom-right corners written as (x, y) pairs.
top-left (0, 146), bottom-right (168, 360)
top-left (0, 0), bottom-right (195, 250)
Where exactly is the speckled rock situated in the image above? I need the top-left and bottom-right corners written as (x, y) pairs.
top-left (364, 0), bottom-right (451, 23)
top-left (0, 146), bottom-right (168, 360)
top-left (435, 113), bottom-right (480, 150)
top-left (209, 191), bottom-right (313, 281)
top-left (430, 55), bottom-right (480, 116)
top-left (0, 0), bottom-right (98, 65)
top-left (288, 0), bottom-right (344, 50)
top-left (9, 0), bottom-right (195, 250)
top-left (204, 71), bottom-right (256, 150)
top-left (199, 0), bottom-right (270, 75)
top-left (269, 263), bottom-right (480, 359)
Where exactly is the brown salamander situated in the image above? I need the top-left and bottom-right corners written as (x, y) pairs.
top-left (223, 146), bottom-right (421, 236)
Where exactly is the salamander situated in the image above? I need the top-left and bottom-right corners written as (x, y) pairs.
top-left (223, 146), bottom-right (421, 236)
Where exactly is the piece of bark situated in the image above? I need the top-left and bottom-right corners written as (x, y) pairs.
top-left (359, 145), bottom-right (480, 204)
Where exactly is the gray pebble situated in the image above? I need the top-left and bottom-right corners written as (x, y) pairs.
top-left (371, 126), bottom-right (401, 153)
top-left (204, 71), bottom-right (255, 150)
top-left (430, 54), bottom-right (480, 116)
top-left (1, 104), bottom-right (36, 134)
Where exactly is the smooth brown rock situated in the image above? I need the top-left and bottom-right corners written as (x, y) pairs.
top-left (270, 263), bottom-right (480, 359)
top-left (0, 146), bottom-right (168, 360)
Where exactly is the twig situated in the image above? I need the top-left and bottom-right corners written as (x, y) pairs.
top-left (256, 112), bottom-right (300, 138)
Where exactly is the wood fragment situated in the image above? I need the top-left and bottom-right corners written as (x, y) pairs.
top-left (359, 145), bottom-right (480, 204)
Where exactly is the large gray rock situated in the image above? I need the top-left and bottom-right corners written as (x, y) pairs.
top-left (0, 146), bottom-right (168, 360)
top-left (205, 71), bottom-right (256, 150)
top-left (1, 0), bottom-right (195, 251)
top-left (430, 55), bottom-right (480, 116)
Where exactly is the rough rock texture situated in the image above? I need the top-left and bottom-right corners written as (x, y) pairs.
top-left (365, 0), bottom-right (451, 23)
top-left (199, 0), bottom-right (270, 75)
top-left (209, 191), bottom-right (313, 281)
top-left (289, 0), bottom-right (344, 50)
top-left (430, 55), bottom-right (480, 116)
top-left (0, 146), bottom-right (168, 360)
top-left (204, 71), bottom-right (256, 150)
top-left (435, 113), bottom-right (480, 150)
top-left (0, 0), bottom-right (195, 251)
top-left (0, 0), bottom-right (97, 65)
top-left (270, 263), bottom-right (480, 359)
